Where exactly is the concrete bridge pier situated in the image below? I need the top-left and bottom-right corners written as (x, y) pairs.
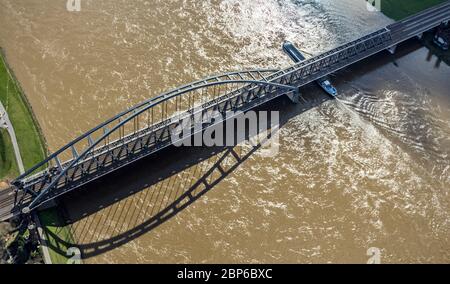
top-left (387, 45), bottom-right (397, 54)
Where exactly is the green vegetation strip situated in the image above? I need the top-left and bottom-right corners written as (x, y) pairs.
top-left (380, 0), bottom-right (447, 21)
top-left (38, 209), bottom-right (76, 264)
top-left (0, 50), bottom-right (76, 264)
top-left (379, 0), bottom-right (450, 65)
top-left (0, 49), bottom-right (47, 178)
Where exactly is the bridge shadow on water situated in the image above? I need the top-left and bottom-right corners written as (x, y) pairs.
top-left (43, 91), bottom-right (332, 260)
top-left (42, 40), bottom-right (425, 260)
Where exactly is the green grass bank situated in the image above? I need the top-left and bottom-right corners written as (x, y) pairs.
top-left (380, 0), bottom-right (447, 21)
top-left (38, 209), bottom-right (77, 264)
top-left (0, 49), bottom-right (47, 179)
top-left (0, 50), bottom-right (76, 264)
top-left (379, 0), bottom-right (450, 65)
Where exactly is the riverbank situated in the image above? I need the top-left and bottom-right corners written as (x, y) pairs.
top-left (38, 209), bottom-right (77, 264)
top-left (0, 49), bottom-right (47, 177)
top-left (0, 49), bottom-right (76, 264)
top-left (380, 0), bottom-right (447, 21)
top-left (380, 0), bottom-right (450, 65)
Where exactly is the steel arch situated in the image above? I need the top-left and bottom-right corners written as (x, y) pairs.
top-left (14, 69), bottom-right (279, 185)
top-left (19, 74), bottom-right (299, 212)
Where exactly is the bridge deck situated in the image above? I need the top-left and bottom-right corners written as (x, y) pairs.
top-left (0, 186), bottom-right (24, 221)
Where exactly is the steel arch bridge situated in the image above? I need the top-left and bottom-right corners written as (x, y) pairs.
top-left (13, 69), bottom-right (299, 214)
top-left (3, 0), bottom-right (449, 220)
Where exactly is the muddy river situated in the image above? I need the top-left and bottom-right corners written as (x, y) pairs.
top-left (0, 0), bottom-right (449, 263)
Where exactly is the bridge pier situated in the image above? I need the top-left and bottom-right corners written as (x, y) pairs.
top-left (387, 45), bottom-right (397, 54)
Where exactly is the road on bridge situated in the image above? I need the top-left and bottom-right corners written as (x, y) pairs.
top-left (388, 1), bottom-right (450, 41)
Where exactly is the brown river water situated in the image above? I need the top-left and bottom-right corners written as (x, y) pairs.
top-left (0, 0), bottom-right (449, 263)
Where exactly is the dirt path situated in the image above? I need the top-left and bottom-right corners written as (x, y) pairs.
top-left (0, 101), bottom-right (24, 174)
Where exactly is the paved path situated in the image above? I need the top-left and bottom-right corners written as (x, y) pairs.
top-left (0, 101), bottom-right (25, 174)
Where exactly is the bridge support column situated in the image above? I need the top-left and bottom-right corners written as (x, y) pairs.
top-left (387, 45), bottom-right (397, 54)
top-left (21, 198), bottom-right (57, 215)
